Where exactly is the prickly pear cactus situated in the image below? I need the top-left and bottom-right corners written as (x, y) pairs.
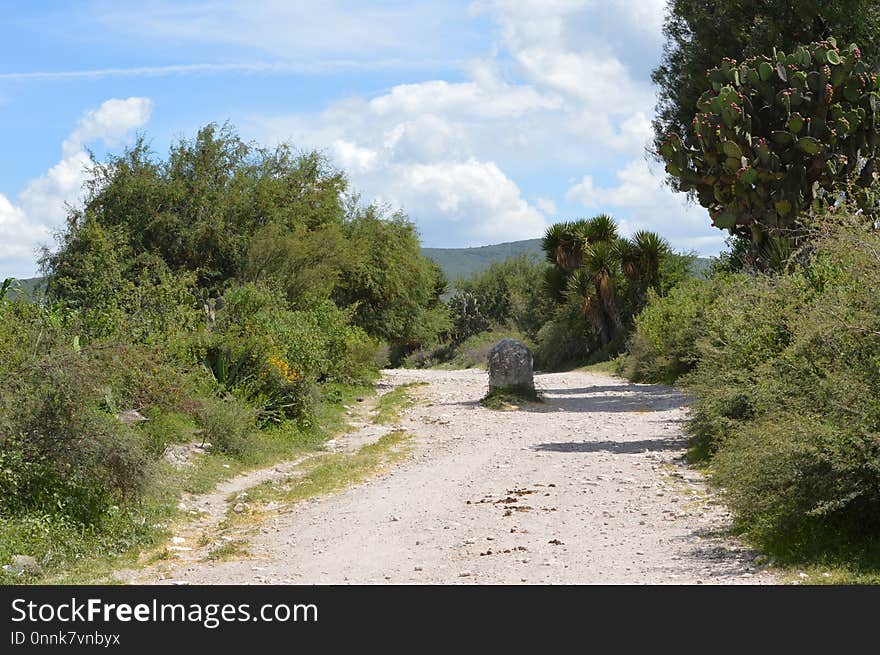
top-left (659, 39), bottom-right (880, 242)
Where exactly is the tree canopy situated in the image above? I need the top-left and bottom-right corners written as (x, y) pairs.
top-left (42, 123), bottom-right (447, 348)
top-left (659, 39), bottom-right (880, 261)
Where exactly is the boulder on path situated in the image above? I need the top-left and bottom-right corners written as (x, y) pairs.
top-left (487, 339), bottom-right (534, 392)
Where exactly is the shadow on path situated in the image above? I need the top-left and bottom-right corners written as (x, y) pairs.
top-left (534, 435), bottom-right (686, 455)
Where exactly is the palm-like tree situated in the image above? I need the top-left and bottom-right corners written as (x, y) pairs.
top-left (582, 240), bottom-right (625, 345)
top-left (621, 230), bottom-right (669, 287)
top-left (543, 264), bottom-right (569, 303)
top-left (544, 214), bottom-right (669, 348)
top-left (583, 213), bottom-right (618, 244)
top-left (542, 221), bottom-right (588, 273)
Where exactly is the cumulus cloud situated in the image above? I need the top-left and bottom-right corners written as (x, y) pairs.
top-left (243, 1), bottom-right (724, 253)
top-left (1, 98), bottom-right (153, 278)
top-left (567, 158), bottom-right (724, 255)
top-left (62, 97), bottom-right (153, 157)
top-left (381, 159), bottom-right (546, 245)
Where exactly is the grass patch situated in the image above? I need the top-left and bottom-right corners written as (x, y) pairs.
top-left (371, 383), bottom-right (425, 424)
top-left (480, 384), bottom-right (542, 410)
top-left (750, 536), bottom-right (880, 585)
top-left (222, 430), bottom-right (413, 528)
top-left (203, 539), bottom-right (250, 562)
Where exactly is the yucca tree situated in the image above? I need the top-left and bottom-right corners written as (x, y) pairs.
top-left (542, 221), bottom-right (587, 273)
top-left (545, 214), bottom-right (670, 348)
top-left (543, 265), bottom-right (569, 304)
top-left (619, 230), bottom-right (669, 288)
top-left (583, 240), bottom-right (625, 344)
top-left (582, 213), bottom-right (618, 244)
top-left (565, 268), bottom-right (601, 334)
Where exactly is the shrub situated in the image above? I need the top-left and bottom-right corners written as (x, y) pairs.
top-left (620, 276), bottom-right (722, 384)
top-left (0, 354), bottom-right (151, 522)
top-left (191, 284), bottom-right (379, 424)
top-left (139, 411), bottom-right (199, 457)
top-left (711, 414), bottom-right (880, 554)
top-left (196, 395), bottom-right (258, 457)
top-left (533, 303), bottom-right (595, 371)
top-left (682, 272), bottom-right (812, 457)
top-left (661, 214), bottom-right (880, 557)
top-left (450, 254), bottom-right (553, 341)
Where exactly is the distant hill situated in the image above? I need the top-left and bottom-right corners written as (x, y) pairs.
top-left (2, 276), bottom-right (46, 300)
top-left (423, 239), bottom-right (712, 283)
top-left (422, 239), bottom-right (543, 281)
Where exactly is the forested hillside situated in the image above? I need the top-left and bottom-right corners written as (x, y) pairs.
top-left (422, 239), bottom-right (542, 280)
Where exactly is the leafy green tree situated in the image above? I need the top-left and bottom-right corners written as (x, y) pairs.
top-left (243, 223), bottom-right (347, 307)
top-left (44, 123), bottom-right (449, 349)
top-left (47, 124), bottom-right (348, 294)
top-left (653, 0), bottom-right (880, 182)
top-left (334, 206), bottom-right (450, 347)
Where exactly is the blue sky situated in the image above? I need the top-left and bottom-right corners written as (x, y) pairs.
top-left (0, 0), bottom-right (723, 278)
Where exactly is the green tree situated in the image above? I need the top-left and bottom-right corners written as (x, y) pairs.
top-left (543, 215), bottom-right (670, 347)
top-left (43, 123), bottom-right (449, 350)
top-left (46, 124), bottom-right (348, 294)
top-left (334, 206), bottom-right (450, 347)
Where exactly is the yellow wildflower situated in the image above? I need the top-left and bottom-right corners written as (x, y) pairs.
top-left (267, 355), bottom-right (298, 382)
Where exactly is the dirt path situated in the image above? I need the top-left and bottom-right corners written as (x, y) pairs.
top-left (131, 368), bottom-right (776, 584)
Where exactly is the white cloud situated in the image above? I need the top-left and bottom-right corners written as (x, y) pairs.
top-left (535, 196), bottom-right (557, 216)
top-left (63, 97), bottom-right (153, 157)
top-left (1, 98), bottom-right (153, 278)
top-left (242, 0), bottom-right (725, 256)
top-left (332, 140), bottom-right (378, 174)
top-left (567, 158), bottom-right (724, 255)
top-left (0, 194), bottom-right (50, 272)
top-left (381, 159), bottom-right (546, 245)
top-left (19, 151), bottom-right (94, 229)
top-left (369, 75), bottom-right (559, 119)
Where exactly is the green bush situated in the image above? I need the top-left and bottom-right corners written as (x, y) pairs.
top-left (0, 354), bottom-right (151, 522)
top-left (196, 395), bottom-right (258, 457)
top-left (711, 414), bottom-right (880, 555)
top-left (533, 303), bottom-right (595, 371)
top-left (620, 276), bottom-right (722, 384)
top-left (682, 272), bottom-right (812, 457)
top-left (618, 211), bottom-right (880, 559)
top-left (139, 412), bottom-right (199, 457)
top-left (450, 254), bottom-right (554, 341)
top-left (645, 215), bottom-right (880, 558)
top-left (186, 284), bottom-right (379, 425)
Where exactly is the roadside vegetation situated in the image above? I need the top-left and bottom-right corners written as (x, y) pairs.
top-left (617, 1), bottom-right (880, 580)
top-left (405, 222), bottom-right (696, 371)
top-left (0, 124), bottom-right (447, 582)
